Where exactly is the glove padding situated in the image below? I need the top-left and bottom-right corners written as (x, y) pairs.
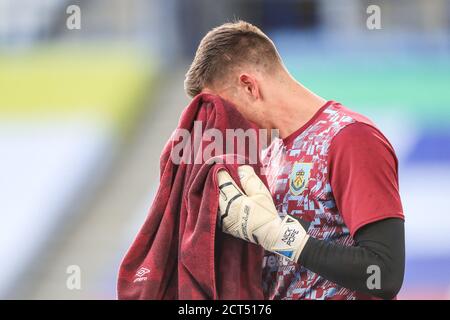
top-left (217, 165), bottom-right (309, 262)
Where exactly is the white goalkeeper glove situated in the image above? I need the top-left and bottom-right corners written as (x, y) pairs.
top-left (217, 165), bottom-right (309, 262)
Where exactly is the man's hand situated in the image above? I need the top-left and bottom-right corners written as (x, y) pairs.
top-left (217, 165), bottom-right (309, 262)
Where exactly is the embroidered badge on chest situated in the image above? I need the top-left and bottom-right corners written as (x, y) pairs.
top-left (289, 162), bottom-right (313, 195)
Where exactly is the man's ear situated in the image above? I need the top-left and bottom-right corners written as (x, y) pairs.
top-left (239, 74), bottom-right (261, 100)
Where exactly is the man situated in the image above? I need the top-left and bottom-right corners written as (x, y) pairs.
top-left (184, 21), bottom-right (405, 300)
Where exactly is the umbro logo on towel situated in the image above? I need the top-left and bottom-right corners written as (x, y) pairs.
top-left (134, 267), bottom-right (150, 283)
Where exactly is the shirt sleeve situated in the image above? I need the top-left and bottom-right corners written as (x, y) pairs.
top-left (328, 122), bottom-right (404, 236)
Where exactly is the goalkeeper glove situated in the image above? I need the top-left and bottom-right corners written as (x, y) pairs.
top-left (217, 165), bottom-right (309, 262)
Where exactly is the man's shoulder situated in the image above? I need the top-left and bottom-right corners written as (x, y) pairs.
top-left (312, 101), bottom-right (380, 145)
top-left (325, 102), bottom-right (395, 153)
top-left (328, 102), bottom-right (375, 128)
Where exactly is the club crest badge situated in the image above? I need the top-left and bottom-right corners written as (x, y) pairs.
top-left (289, 162), bottom-right (312, 195)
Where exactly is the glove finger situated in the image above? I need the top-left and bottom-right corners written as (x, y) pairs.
top-left (217, 169), bottom-right (243, 213)
top-left (238, 165), bottom-right (272, 199)
top-left (217, 169), bottom-right (243, 193)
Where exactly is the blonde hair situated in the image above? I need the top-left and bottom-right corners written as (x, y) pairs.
top-left (184, 20), bottom-right (282, 97)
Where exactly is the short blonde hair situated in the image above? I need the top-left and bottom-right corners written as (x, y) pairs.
top-left (184, 20), bottom-right (282, 97)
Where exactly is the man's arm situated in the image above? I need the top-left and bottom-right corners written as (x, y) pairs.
top-left (297, 122), bottom-right (405, 299)
top-left (298, 217), bottom-right (405, 299)
top-left (217, 167), bottom-right (404, 299)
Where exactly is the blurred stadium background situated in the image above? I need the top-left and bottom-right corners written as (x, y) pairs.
top-left (0, 0), bottom-right (449, 299)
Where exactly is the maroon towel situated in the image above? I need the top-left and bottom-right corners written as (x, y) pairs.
top-left (117, 93), bottom-right (265, 299)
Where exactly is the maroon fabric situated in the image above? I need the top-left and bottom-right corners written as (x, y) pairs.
top-left (117, 93), bottom-right (265, 300)
top-left (329, 122), bottom-right (404, 237)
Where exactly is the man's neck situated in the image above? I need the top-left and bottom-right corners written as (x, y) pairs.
top-left (269, 79), bottom-right (327, 139)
